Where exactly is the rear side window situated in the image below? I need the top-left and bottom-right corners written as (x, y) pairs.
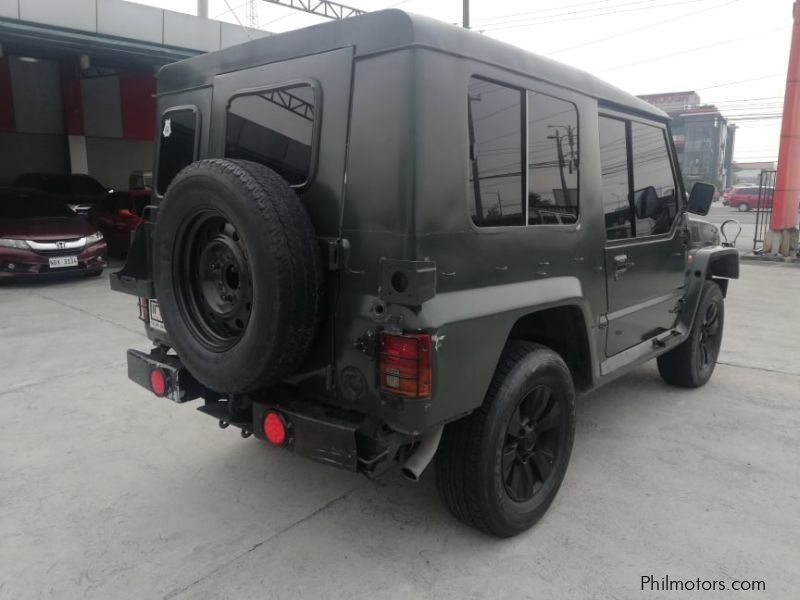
top-left (528, 93), bottom-right (579, 225)
top-left (156, 109), bottom-right (198, 195)
top-left (225, 84), bottom-right (316, 186)
top-left (468, 78), bottom-right (525, 227)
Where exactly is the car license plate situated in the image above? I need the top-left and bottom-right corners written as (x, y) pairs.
top-left (149, 299), bottom-right (166, 332)
top-left (48, 256), bottom-right (78, 268)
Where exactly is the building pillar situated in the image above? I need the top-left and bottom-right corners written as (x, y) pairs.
top-left (766, 1), bottom-right (800, 255)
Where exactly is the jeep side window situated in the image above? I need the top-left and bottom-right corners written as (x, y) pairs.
top-left (631, 122), bottom-right (678, 237)
top-left (468, 78), bottom-right (524, 227)
top-left (528, 93), bottom-right (578, 225)
top-left (225, 84), bottom-right (315, 186)
top-left (599, 116), bottom-right (632, 240)
top-left (156, 109), bottom-right (197, 195)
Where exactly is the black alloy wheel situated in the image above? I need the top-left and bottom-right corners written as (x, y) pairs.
top-left (697, 300), bottom-right (722, 372)
top-left (502, 385), bottom-right (563, 502)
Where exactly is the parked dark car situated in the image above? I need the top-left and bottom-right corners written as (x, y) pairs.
top-left (12, 173), bottom-right (110, 215)
top-left (0, 188), bottom-right (107, 279)
top-left (111, 10), bottom-right (737, 537)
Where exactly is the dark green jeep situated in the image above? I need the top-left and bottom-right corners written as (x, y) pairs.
top-left (112, 10), bottom-right (739, 537)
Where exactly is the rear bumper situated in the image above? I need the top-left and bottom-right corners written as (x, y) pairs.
top-left (126, 348), bottom-right (407, 473)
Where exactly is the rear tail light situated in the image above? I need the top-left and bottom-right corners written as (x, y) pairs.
top-left (379, 332), bottom-right (432, 398)
top-left (149, 368), bottom-right (168, 397)
top-left (263, 411), bottom-right (287, 446)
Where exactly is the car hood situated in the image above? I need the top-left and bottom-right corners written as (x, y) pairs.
top-left (0, 216), bottom-right (97, 241)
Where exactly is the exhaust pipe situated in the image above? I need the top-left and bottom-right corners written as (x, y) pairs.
top-left (401, 426), bottom-right (443, 482)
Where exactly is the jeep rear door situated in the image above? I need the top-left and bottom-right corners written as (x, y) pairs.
top-left (598, 113), bottom-right (687, 356)
top-left (208, 47), bottom-right (354, 392)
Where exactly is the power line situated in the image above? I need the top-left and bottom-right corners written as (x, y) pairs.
top-left (482, 0), bottom-right (704, 32)
top-left (548, 0), bottom-right (740, 55)
top-left (694, 73), bottom-right (785, 91)
top-left (471, 0), bottom-right (619, 26)
top-left (478, 0), bottom-right (693, 29)
top-left (599, 26), bottom-right (788, 73)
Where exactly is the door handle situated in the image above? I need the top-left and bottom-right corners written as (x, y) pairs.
top-left (613, 254), bottom-right (634, 279)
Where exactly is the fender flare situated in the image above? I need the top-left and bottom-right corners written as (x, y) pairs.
top-left (678, 246), bottom-right (739, 331)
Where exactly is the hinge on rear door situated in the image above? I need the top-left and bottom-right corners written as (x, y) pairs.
top-left (321, 238), bottom-right (350, 271)
top-left (670, 297), bottom-right (685, 314)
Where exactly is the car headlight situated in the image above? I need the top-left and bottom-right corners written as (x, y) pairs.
top-left (84, 231), bottom-right (104, 245)
top-left (0, 238), bottom-right (30, 249)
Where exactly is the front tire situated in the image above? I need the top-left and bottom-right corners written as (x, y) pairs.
top-left (737, 202), bottom-right (750, 212)
top-left (435, 342), bottom-right (576, 537)
top-left (657, 281), bottom-right (724, 388)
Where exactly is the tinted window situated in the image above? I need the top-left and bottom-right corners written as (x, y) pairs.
top-left (631, 122), bottom-right (678, 236)
top-left (156, 109), bottom-right (197, 195)
top-left (599, 116), bottom-right (632, 240)
top-left (0, 197), bottom-right (75, 218)
top-left (528, 93), bottom-right (579, 225)
top-left (468, 78), bottom-right (524, 227)
top-left (12, 174), bottom-right (105, 196)
top-left (226, 85), bottom-right (315, 186)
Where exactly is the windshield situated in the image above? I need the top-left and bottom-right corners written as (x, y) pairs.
top-left (0, 197), bottom-right (76, 219)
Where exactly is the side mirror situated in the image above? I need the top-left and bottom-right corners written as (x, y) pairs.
top-left (635, 186), bottom-right (661, 219)
top-left (688, 182), bottom-right (715, 216)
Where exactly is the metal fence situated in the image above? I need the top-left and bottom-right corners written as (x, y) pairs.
top-left (753, 169), bottom-right (776, 252)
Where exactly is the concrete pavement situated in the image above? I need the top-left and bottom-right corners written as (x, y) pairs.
top-left (1, 261), bottom-right (799, 599)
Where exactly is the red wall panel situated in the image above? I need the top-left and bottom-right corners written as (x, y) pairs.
top-left (0, 57), bottom-right (15, 133)
top-left (119, 73), bottom-right (156, 140)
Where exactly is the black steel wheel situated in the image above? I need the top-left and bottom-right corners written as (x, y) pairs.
top-left (153, 159), bottom-right (323, 394)
top-left (435, 341), bottom-right (576, 537)
top-left (175, 212), bottom-right (254, 351)
top-left (658, 281), bottom-right (724, 388)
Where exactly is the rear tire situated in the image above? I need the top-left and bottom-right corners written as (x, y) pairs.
top-left (737, 202), bottom-right (749, 212)
top-left (657, 281), bottom-right (724, 388)
top-left (435, 342), bottom-right (576, 537)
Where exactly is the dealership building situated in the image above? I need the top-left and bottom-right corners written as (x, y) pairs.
top-left (0, 0), bottom-right (266, 190)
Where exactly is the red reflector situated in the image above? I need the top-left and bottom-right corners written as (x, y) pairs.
top-left (149, 369), bottom-right (167, 397)
top-left (263, 411), bottom-right (287, 446)
top-left (137, 297), bottom-right (149, 322)
top-left (379, 332), bottom-right (432, 398)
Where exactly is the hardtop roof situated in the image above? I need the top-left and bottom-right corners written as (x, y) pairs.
top-left (158, 9), bottom-right (667, 120)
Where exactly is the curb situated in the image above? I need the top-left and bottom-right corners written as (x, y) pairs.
top-left (740, 253), bottom-right (800, 266)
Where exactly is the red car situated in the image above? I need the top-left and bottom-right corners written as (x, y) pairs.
top-left (0, 188), bottom-right (107, 279)
top-left (87, 192), bottom-right (147, 256)
top-left (723, 186), bottom-right (765, 212)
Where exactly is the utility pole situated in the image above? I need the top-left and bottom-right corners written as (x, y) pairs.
top-left (765, 0), bottom-right (800, 256)
top-left (548, 128), bottom-right (570, 202)
top-left (197, 0), bottom-right (208, 18)
top-left (463, 0), bottom-right (470, 29)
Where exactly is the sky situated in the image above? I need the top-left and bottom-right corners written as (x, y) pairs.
top-left (132, 0), bottom-right (794, 163)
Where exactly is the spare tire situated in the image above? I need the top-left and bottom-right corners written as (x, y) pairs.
top-left (153, 159), bottom-right (323, 393)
